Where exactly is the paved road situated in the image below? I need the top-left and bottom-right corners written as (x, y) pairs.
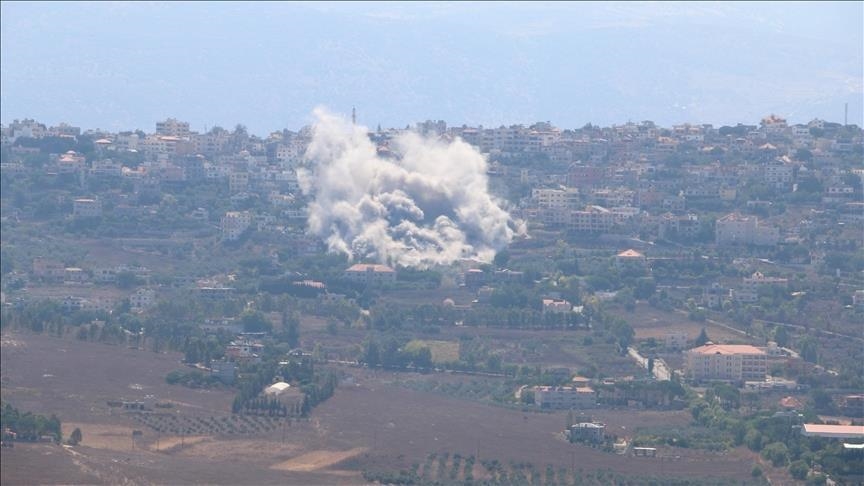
top-left (627, 347), bottom-right (671, 381)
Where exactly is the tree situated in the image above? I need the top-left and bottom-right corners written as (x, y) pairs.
top-left (240, 310), bottom-right (272, 333)
top-left (281, 311), bottom-right (300, 347)
top-left (789, 460), bottom-right (809, 480)
top-left (694, 327), bottom-right (710, 346)
top-left (493, 250), bottom-right (511, 268)
top-left (800, 337), bottom-right (819, 363)
top-left (363, 340), bottom-right (380, 369)
top-left (761, 441), bottom-right (789, 467)
top-left (68, 427), bottom-right (82, 445)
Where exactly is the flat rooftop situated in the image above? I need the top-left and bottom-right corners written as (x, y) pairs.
top-left (801, 424), bottom-right (864, 439)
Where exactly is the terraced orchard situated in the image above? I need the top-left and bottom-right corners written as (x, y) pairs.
top-left (129, 412), bottom-right (293, 437)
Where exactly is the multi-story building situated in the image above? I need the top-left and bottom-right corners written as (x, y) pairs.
top-left (534, 386), bottom-right (596, 409)
top-left (130, 288), bottom-right (156, 312)
top-left (665, 331), bottom-right (689, 350)
top-left (732, 272), bottom-right (788, 303)
top-left (659, 213), bottom-right (701, 240)
top-left (155, 118), bottom-right (191, 137)
top-left (569, 206), bottom-right (615, 233)
top-left (715, 213), bottom-right (778, 246)
top-left (221, 211), bottom-right (252, 241)
top-left (229, 171), bottom-right (250, 193)
top-left (344, 264), bottom-right (397, 286)
top-left (685, 344), bottom-right (767, 383)
top-left (32, 258), bottom-right (66, 282)
top-left (533, 187), bottom-right (580, 209)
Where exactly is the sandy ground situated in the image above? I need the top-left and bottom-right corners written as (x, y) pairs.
top-left (270, 447), bottom-right (368, 472)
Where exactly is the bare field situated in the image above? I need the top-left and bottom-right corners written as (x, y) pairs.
top-left (2, 331), bottom-right (757, 484)
top-left (608, 303), bottom-right (749, 343)
top-left (271, 447), bottom-right (368, 472)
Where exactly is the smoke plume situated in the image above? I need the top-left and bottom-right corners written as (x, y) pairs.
top-left (298, 108), bottom-right (521, 268)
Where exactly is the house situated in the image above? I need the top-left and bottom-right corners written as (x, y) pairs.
top-left (463, 269), bottom-right (486, 288)
top-left (210, 361), bottom-right (237, 384)
top-left (73, 198), bottom-right (102, 218)
top-left (614, 249), bottom-right (646, 270)
top-left (344, 264), bottom-right (396, 286)
top-left (264, 381), bottom-right (292, 397)
top-left (542, 298), bottom-right (573, 316)
top-left (702, 283), bottom-right (726, 310)
top-left (732, 272), bottom-right (788, 303)
top-left (64, 267), bottom-right (87, 283)
top-left (685, 344), bottom-right (767, 383)
top-left (32, 258), bottom-right (66, 282)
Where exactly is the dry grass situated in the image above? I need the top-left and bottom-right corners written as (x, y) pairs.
top-left (270, 447), bottom-right (367, 472)
top-left (406, 339), bottom-right (460, 363)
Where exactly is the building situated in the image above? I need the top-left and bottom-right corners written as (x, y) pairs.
top-left (344, 264), bottom-right (397, 286)
top-left (542, 298), bottom-right (573, 316)
top-left (534, 386), bottom-right (596, 409)
top-left (464, 269), bottom-right (486, 288)
top-left (686, 344), bottom-right (767, 383)
top-left (568, 423), bottom-right (606, 444)
top-left (32, 258), bottom-right (66, 282)
top-left (129, 288), bottom-right (156, 312)
top-left (733, 272), bottom-right (789, 303)
top-left (569, 206), bottom-right (615, 233)
top-left (221, 211), bottom-right (252, 241)
top-left (659, 213), bottom-right (701, 240)
top-left (64, 267), bottom-right (87, 283)
top-left (73, 198), bottom-right (102, 218)
top-left (155, 118), bottom-right (191, 137)
top-left (614, 249), bottom-right (646, 270)
top-left (800, 424), bottom-right (864, 439)
top-left (210, 360), bottom-right (237, 385)
top-left (715, 213), bottom-right (779, 246)
top-left (665, 331), bottom-right (689, 350)
top-left (264, 381), bottom-right (292, 397)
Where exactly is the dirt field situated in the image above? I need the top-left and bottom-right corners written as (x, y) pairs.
top-left (406, 339), bottom-right (460, 363)
top-left (2, 331), bottom-right (759, 484)
top-left (607, 303), bottom-right (749, 343)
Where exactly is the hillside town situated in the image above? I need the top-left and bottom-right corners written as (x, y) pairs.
top-left (2, 113), bottom-right (863, 484)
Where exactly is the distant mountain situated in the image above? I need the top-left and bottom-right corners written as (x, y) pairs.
top-left (1, 2), bottom-right (861, 133)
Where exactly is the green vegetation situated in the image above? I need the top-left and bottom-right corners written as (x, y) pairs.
top-left (0, 402), bottom-right (62, 442)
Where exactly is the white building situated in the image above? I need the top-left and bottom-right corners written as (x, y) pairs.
top-left (715, 213), bottom-right (779, 246)
top-left (534, 386), bottom-right (596, 409)
top-left (685, 344), bottom-right (767, 383)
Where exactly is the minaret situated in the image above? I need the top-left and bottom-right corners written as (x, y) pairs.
top-left (352, 107), bottom-right (356, 125)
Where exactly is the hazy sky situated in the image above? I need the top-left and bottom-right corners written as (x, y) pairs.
top-left (2, 1), bottom-right (862, 135)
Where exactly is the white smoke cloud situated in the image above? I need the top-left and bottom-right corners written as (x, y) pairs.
top-left (298, 108), bottom-right (522, 268)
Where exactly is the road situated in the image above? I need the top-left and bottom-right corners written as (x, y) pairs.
top-left (627, 347), bottom-right (671, 381)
